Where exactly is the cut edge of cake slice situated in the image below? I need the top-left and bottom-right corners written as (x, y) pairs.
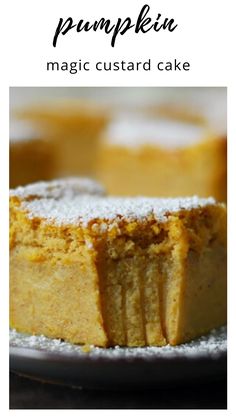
top-left (10, 178), bottom-right (227, 347)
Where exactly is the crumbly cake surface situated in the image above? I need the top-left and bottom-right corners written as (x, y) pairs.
top-left (10, 179), bottom-right (216, 227)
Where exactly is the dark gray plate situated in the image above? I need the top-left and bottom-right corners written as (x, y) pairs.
top-left (10, 327), bottom-right (227, 390)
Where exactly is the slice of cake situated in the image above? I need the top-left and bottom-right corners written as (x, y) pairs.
top-left (10, 178), bottom-right (227, 347)
top-left (10, 119), bottom-right (56, 188)
top-left (98, 114), bottom-right (227, 202)
top-left (14, 99), bottom-right (109, 178)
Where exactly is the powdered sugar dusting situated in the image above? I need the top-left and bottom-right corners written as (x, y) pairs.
top-left (21, 195), bottom-right (216, 228)
top-left (10, 178), bottom-right (217, 228)
top-left (106, 115), bottom-right (208, 149)
top-left (10, 177), bottom-right (106, 200)
top-left (9, 327), bottom-right (226, 360)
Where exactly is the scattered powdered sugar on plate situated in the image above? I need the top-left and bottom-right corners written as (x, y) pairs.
top-left (10, 327), bottom-right (226, 361)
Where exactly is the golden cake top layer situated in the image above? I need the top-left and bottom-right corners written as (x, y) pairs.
top-left (10, 177), bottom-right (106, 200)
top-left (104, 114), bottom-right (216, 150)
top-left (10, 179), bottom-right (218, 229)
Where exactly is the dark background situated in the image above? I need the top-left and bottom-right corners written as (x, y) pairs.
top-left (10, 372), bottom-right (227, 409)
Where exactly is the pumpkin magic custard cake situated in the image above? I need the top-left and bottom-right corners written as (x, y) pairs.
top-left (14, 100), bottom-right (109, 182)
top-left (10, 178), bottom-right (227, 347)
top-left (98, 114), bottom-right (227, 201)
